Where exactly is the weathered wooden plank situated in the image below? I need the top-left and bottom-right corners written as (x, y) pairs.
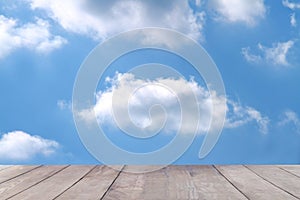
top-left (278, 165), bottom-right (300, 177)
top-left (160, 166), bottom-right (203, 199)
top-left (102, 165), bottom-right (168, 200)
top-left (9, 165), bottom-right (94, 200)
top-left (56, 165), bottom-right (122, 200)
top-left (0, 165), bottom-right (67, 199)
top-left (184, 165), bottom-right (247, 199)
top-left (103, 165), bottom-right (247, 200)
top-left (0, 165), bottom-right (298, 199)
top-left (247, 165), bottom-right (300, 198)
top-left (0, 166), bottom-right (40, 184)
top-left (216, 165), bottom-right (298, 200)
top-left (0, 165), bottom-right (12, 171)
top-left (120, 165), bottom-right (167, 173)
top-left (0, 165), bottom-right (11, 170)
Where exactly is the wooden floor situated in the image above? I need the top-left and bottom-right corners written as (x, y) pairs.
top-left (0, 165), bottom-right (299, 199)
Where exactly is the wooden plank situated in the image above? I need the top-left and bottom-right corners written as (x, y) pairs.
top-left (246, 165), bottom-right (300, 198)
top-left (0, 165), bottom-right (12, 171)
top-left (278, 165), bottom-right (300, 177)
top-left (216, 165), bottom-right (298, 200)
top-left (0, 166), bottom-right (40, 184)
top-left (56, 165), bottom-right (122, 200)
top-left (185, 165), bottom-right (247, 199)
top-left (102, 165), bottom-right (171, 200)
top-left (9, 165), bottom-right (94, 200)
top-left (0, 165), bottom-right (67, 199)
top-left (103, 165), bottom-right (246, 200)
top-left (0, 166), bottom-right (12, 174)
top-left (156, 166), bottom-right (201, 199)
top-left (119, 165), bottom-right (166, 173)
top-left (0, 165), bottom-right (298, 199)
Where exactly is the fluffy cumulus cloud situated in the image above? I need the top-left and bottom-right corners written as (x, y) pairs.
top-left (278, 110), bottom-right (300, 133)
top-left (209, 0), bottom-right (266, 26)
top-left (242, 40), bottom-right (295, 66)
top-left (75, 72), bottom-right (269, 135)
top-left (28, 0), bottom-right (206, 41)
top-left (0, 131), bottom-right (59, 161)
top-left (0, 15), bottom-right (67, 59)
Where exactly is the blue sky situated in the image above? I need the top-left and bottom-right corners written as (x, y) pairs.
top-left (0, 0), bottom-right (300, 164)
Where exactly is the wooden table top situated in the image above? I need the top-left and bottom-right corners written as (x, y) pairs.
top-left (0, 165), bottom-right (299, 199)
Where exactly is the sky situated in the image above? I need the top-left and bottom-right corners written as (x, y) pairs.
top-left (0, 0), bottom-right (300, 164)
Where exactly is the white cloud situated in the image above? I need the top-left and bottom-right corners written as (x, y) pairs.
top-left (225, 100), bottom-right (269, 134)
top-left (282, 0), bottom-right (300, 10)
top-left (76, 73), bottom-right (215, 134)
top-left (57, 100), bottom-right (71, 110)
top-left (209, 0), bottom-right (266, 26)
top-left (290, 13), bottom-right (297, 27)
top-left (278, 110), bottom-right (300, 133)
top-left (260, 41), bottom-right (294, 66)
top-left (242, 40), bottom-right (295, 66)
top-left (241, 47), bottom-right (262, 63)
top-left (0, 131), bottom-right (59, 161)
top-left (195, 0), bottom-right (202, 7)
top-left (75, 72), bottom-right (269, 135)
top-left (0, 15), bottom-right (67, 59)
top-left (28, 0), bottom-right (205, 41)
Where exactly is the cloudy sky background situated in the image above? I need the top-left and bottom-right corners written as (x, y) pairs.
top-left (0, 0), bottom-right (300, 164)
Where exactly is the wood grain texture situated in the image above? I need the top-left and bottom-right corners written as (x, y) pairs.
top-left (216, 165), bottom-right (298, 200)
top-left (102, 165), bottom-right (247, 200)
top-left (9, 166), bottom-right (94, 200)
top-left (0, 165), bottom-right (67, 199)
top-left (102, 165), bottom-right (168, 200)
top-left (0, 166), bottom-right (12, 171)
top-left (0, 165), bottom-right (299, 200)
top-left (278, 165), bottom-right (300, 177)
top-left (185, 165), bottom-right (247, 199)
top-left (56, 166), bottom-right (122, 200)
top-left (246, 165), bottom-right (300, 198)
top-left (0, 166), bottom-right (40, 184)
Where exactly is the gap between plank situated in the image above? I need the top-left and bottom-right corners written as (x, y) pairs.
top-left (213, 165), bottom-right (250, 200)
top-left (0, 165), bottom-right (42, 185)
top-left (278, 166), bottom-right (300, 179)
top-left (243, 165), bottom-right (300, 200)
top-left (6, 165), bottom-right (70, 200)
top-left (99, 165), bottom-right (125, 200)
top-left (52, 165), bottom-right (98, 200)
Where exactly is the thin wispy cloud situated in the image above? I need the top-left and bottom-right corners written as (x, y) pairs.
top-left (242, 40), bottom-right (295, 66)
top-left (290, 13), bottom-right (297, 27)
top-left (282, 1), bottom-right (299, 28)
top-left (282, 0), bottom-right (300, 10)
top-left (57, 100), bottom-right (72, 110)
top-left (278, 110), bottom-right (300, 133)
top-left (225, 100), bottom-right (269, 134)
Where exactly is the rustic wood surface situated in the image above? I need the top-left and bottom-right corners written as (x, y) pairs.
top-left (0, 165), bottom-right (299, 200)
